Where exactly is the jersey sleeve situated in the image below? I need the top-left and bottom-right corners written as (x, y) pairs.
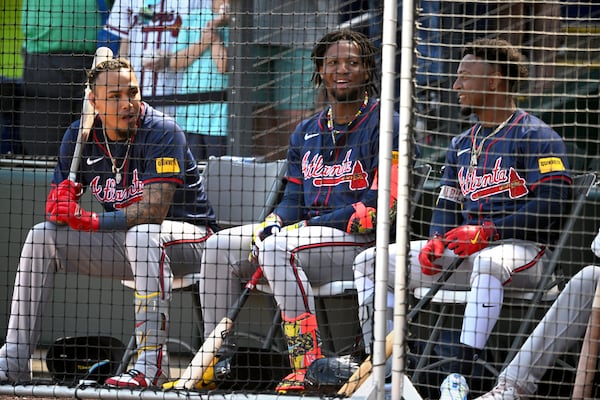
top-left (519, 123), bottom-right (570, 184)
top-left (139, 118), bottom-right (187, 186)
top-left (492, 123), bottom-right (572, 242)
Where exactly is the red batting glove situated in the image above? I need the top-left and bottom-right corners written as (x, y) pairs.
top-left (418, 235), bottom-right (445, 276)
top-left (444, 221), bottom-right (498, 257)
top-left (46, 180), bottom-right (83, 223)
top-left (53, 200), bottom-right (100, 232)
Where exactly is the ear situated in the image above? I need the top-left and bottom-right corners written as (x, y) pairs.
top-left (488, 71), bottom-right (503, 91)
top-left (88, 90), bottom-right (96, 108)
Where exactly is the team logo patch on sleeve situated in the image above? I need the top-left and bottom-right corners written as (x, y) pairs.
top-left (538, 157), bottom-right (565, 174)
top-left (156, 157), bottom-right (180, 174)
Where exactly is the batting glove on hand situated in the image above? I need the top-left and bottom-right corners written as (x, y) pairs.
top-left (53, 200), bottom-right (99, 232)
top-left (444, 221), bottom-right (498, 257)
top-left (418, 235), bottom-right (445, 276)
top-left (46, 180), bottom-right (83, 223)
top-left (249, 214), bottom-right (282, 262)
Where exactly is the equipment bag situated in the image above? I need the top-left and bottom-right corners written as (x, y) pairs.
top-left (46, 336), bottom-right (126, 385)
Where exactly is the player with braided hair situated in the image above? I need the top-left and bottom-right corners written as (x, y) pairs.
top-left (0, 58), bottom-right (217, 388)
top-left (197, 29), bottom-right (404, 393)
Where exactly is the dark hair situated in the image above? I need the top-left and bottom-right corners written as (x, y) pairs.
top-left (311, 29), bottom-right (379, 96)
top-left (462, 38), bottom-right (529, 91)
top-left (86, 58), bottom-right (133, 89)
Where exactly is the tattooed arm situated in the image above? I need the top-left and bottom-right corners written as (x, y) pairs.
top-left (122, 182), bottom-right (176, 227)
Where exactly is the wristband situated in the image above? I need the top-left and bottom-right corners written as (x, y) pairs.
top-left (97, 210), bottom-right (128, 231)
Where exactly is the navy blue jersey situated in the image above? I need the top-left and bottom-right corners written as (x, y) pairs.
top-left (431, 109), bottom-right (572, 244)
top-left (273, 98), bottom-right (401, 233)
top-left (53, 102), bottom-right (217, 228)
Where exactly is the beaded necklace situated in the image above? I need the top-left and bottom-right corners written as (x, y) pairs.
top-left (326, 92), bottom-right (369, 146)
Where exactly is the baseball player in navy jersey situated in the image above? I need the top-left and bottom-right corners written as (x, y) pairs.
top-left (197, 29), bottom-right (399, 393)
top-left (353, 38), bottom-right (573, 396)
top-left (0, 58), bottom-right (216, 388)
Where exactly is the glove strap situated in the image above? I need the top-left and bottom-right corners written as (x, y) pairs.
top-left (97, 210), bottom-right (128, 231)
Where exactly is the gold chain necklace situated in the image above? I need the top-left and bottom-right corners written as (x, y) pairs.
top-left (103, 127), bottom-right (132, 184)
top-left (470, 112), bottom-right (515, 170)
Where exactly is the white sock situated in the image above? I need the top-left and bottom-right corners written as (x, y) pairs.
top-left (461, 274), bottom-right (503, 349)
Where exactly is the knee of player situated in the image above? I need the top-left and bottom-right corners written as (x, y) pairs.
top-left (352, 247), bottom-right (375, 275)
top-left (125, 223), bottom-right (162, 246)
top-left (470, 257), bottom-right (506, 283)
top-left (28, 221), bottom-right (59, 244)
top-left (567, 265), bottom-right (600, 293)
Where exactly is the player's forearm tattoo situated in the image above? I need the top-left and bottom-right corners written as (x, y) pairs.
top-left (123, 182), bottom-right (175, 227)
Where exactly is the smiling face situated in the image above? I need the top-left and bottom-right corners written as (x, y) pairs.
top-left (90, 68), bottom-right (142, 140)
top-left (318, 40), bottom-right (370, 102)
top-left (453, 54), bottom-right (502, 117)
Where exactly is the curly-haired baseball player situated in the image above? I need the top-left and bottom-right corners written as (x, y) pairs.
top-left (353, 38), bottom-right (573, 396)
top-left (0, 58), bottom-right (217, 388)
top-left (197, 29), bottom-right (406, 393)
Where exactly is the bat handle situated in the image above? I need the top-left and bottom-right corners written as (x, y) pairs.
top-left (245, 267), bottom-right (264, 290)
top-left (68, 142), bottom-right (83, 182)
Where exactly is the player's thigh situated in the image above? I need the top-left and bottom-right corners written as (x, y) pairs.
top-left (161, 220), bottom-right (213, 276)
top-left (48, 225), bottom-right (130, 278)
top-left (201, 223), bottom-right (256, 276)
top-left (408, 239), bottom-right (473, 289)
top-left (290, 226), bottom-right (373, 285)
top-left (354, 243), bottom-right (399, 284)
top-left (353, 245), bottom-right (377, 279)
top-left (474, 240), bottom-right (546, 286)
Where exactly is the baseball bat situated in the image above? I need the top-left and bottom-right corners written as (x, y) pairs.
top-left (165, 267), bottom-right (265, 390)
top-left (68, 46), bottom-right (114, 182)
top-left (338, 331), bottom-right (394, 397)
top-left (572, 278), bottom-right (600, 400)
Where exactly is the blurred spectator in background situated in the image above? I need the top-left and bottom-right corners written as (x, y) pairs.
top-left (251, 0), bottom-right (340, 160)
top-left (344, 0), bottom-right (444, 145)
top-left (96, 0), bottom-right (121, 56)
top-left (497, 1), bottom-right (563, 93)
top-left (105, 0), bottom-right (199, 117)
top-left (168, 0), bottom-right (230, 161)
top-left (0, 0), bottom-right (24, 156)
top-left (19, 0), bottom-right (101, 158)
